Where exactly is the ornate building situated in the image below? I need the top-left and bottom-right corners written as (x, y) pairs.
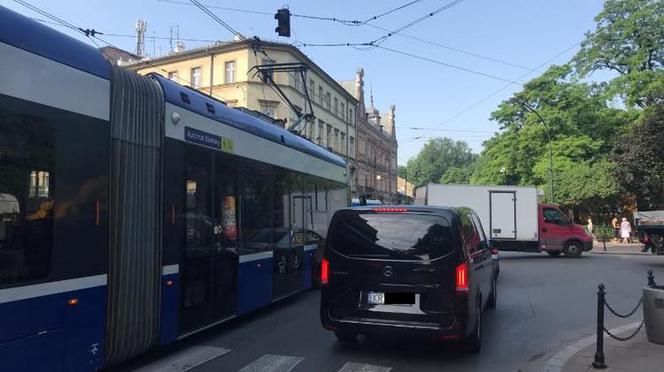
top-left (340, 68), bottom-right (398, 203)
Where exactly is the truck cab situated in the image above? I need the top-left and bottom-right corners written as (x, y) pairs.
top-left (538, 204), bottom-right (593, 257)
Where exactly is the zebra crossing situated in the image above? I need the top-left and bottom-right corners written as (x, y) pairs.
top-left (134, 345), bottom-right (392, 372)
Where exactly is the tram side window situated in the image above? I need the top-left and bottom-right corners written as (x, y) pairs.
top-left (0, 109), bottom-right (54, 287)
top-left (216, 159), bottom-right (239, 249)
top-left (242, 166), bottom-right (271, 254)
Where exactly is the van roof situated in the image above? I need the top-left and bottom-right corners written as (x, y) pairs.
top-left (344, 205), bottom-right (467, 217)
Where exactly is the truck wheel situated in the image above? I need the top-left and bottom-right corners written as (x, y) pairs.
top-left (547, 251), bottom-right (561, 257)
top-left (564, 241), bottom-right (582, 258)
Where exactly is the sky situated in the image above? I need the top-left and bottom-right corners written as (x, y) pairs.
top-left (2, 0), bottom-right (606, 164)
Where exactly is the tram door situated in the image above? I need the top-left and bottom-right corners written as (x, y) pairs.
top-left (272, 173), bottom-right (305, 299)
top-left (180, 148), bottom-right (238, 333)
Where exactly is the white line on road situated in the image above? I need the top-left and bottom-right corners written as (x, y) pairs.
top-left (238, 354), bottom-right (304, 372)
top-left (542, 321), bottom-right (641, 372)
top-left (338, 362), bottom-right (392, 372)
top-left (134, 345), bottom-right (231, 372)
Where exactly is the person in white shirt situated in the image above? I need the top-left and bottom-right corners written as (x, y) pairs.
top-left (620, 217), bottom-right (632, 244)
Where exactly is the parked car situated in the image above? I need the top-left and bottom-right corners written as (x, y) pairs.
top-left (634, 210), bottom-right (664, 255)
top-left (320, 206), bottom-right (496, 353)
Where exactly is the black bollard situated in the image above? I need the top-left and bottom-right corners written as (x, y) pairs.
top-left (647, 270), bottom-right (656, 287)
top-left (592, 283), bottom-right (607, 369)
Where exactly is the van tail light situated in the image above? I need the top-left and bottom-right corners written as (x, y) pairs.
top-left (455, 262), bottom-right (469, 293)
top-left (321, 258), bottom-right (330, 285)
top-left (372, 208), bottom-right (408, 213)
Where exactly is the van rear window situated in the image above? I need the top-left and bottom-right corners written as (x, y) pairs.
top-left (328, 210), bottom-right (455, 261)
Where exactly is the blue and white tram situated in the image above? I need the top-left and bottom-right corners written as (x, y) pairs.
top-left (0, 6), bottom-right (347, 370)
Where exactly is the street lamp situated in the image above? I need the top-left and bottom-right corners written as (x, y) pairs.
top-left (511, 98), bottom-right (555, 204)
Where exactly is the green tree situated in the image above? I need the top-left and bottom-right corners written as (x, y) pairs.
top-left (404, 137), bottom-right (477, 186)
top-left (613, 106), bottom-right (664, 210)
top-left (574, 0), bottom-right (664, 107)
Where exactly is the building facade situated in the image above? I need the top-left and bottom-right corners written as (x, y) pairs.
top-left (340, 68), bottom-right (398, 203)
top-left (128, 40), bottom-right (358, 192)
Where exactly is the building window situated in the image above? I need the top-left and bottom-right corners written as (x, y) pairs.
top-left (168, 71), bottom-right (178, 82)
top-left (349, 108), bottom-right (354, 124)
top-left (333, 129), bottom-right (339, 152)
top-left (341, 132), bottom-right (346, 154)
top-left (326, 124), bottom-right (332, 148)
top-left (29, 171), bottom-right (50, 198)
top-left (225, 61), bottom-right (236, 84)
top-left (340, 102), bottom-right (345, 120)
top-left (333, 98), bottom-right (338, 114)
top-left (317, 121), bottom-right (324, 145)
top-left (191, 67), bottom-right (202, 88)
top-left (318, 86), bottom-right (324, 104)
top-left (260, 104), bottom-right (275, 118)
top-left (325, 92), bottom-right (331, 110)
top-left (309, 79), bottom-right (314, 95)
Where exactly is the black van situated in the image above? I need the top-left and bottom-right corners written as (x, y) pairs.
top-left (320, 206), bottom-right (496, 353)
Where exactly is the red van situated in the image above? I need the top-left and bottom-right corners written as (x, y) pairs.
top-left (538, 204), bottom-right (593, 258)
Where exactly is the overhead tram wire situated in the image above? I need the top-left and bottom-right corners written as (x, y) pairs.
top-left (157, 0), bottom-right (530, 72)
top-left (32, 18), bottom-right (221, 44)
top-left (369, 0), bottom-right (465, 46)
top-left (168, 1), bottom-right (310, 121)
top-left (363, 23), bottom-right (533, 71)
top-left (188, 0), bottom-right (246, 40)
top-left (400, 41), bottom-right (582, 145)
top-left (157, 0), bottom-right (425, 26)
top-left (13, 0), bottom-right (86, 36)
top-left (375, 45), bottom-right (518, 84)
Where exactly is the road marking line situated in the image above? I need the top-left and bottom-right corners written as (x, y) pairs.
top-left (134, 345), bottom-right (230, 372)
top-left (238, 354), bottom-right (304, 372)
top-left (542, 321), bottom-right (641, 372)
top-left (338, 362), bottom-right (392, 372)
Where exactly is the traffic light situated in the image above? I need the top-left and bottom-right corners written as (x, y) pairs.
top-left (274, 8), bottom-right (290, 37)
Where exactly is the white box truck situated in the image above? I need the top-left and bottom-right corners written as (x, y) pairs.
top-left (414, 183), bottom-right (593, 257)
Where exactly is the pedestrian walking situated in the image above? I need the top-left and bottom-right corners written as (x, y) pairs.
top-left (612, 216), bottom-right (620, 243)
top-left (620, 217), bottom-right (632, 244)
top-left (587, 217), bottom-right (594, 238)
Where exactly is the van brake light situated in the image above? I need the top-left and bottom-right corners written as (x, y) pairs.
top-left (455, 262), bottom-right (469, 293)
top-left (373, 208), bottom-right (408, 213)
top-left (321, 258), bottom-right (330, 285)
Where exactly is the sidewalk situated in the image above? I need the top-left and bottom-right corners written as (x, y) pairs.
top-left (591, 241), bottom-right (652, 256)
top-left (562, 326), bottom-right (664, 371)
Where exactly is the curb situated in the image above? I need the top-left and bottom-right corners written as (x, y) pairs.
top-left (542, 321), bottom-right (641, 372)
top-left (591, 251), bottom-right (654, 256)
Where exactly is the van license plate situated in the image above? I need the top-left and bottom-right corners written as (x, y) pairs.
top-left (367, 291), bottom-right (385, 305)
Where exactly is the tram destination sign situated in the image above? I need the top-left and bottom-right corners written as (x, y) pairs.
top-left (184, 126), bottom-right (234, 153)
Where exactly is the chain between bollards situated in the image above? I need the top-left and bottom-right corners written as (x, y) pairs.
top-left (593, 270), bottom-right (655, 369)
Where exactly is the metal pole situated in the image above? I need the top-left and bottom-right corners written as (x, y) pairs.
top-left (593, 283), bottom-right (607, 369)
top-left (648, 270), bottom-right (656, 287)
top-left (511, 98), bottom-right (555, 204)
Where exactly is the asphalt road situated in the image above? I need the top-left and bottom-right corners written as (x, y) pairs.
top-left (119, 252), bottom-right (664, 372)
